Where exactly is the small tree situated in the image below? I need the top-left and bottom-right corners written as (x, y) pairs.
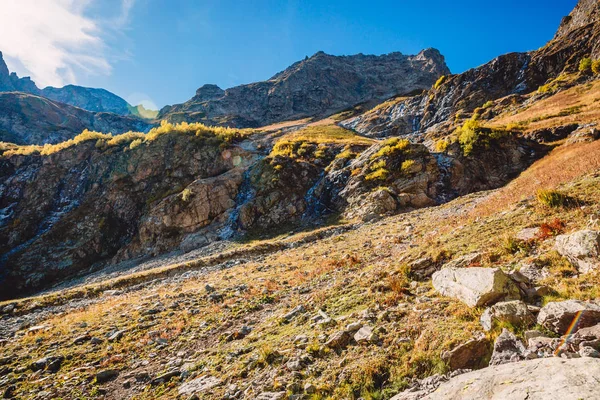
top-left (592, 60), bottom-right (600, 75)
top-left (579, 57), bottom-right (593, 73)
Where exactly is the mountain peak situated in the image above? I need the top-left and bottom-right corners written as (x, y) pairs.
top-left (554, 0), bottom-right (600, 39)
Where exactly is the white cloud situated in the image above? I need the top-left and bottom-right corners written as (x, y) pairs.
top-left (0, 0), bottom-right (135, 88)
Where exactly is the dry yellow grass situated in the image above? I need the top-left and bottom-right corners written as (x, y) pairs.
top-left (490, 80), bottom-right (600, 132)
top-left (470, 140), bottom-right (600, 218)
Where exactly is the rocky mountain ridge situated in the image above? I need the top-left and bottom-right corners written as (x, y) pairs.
top-left (0, 52), bottom-right (137, 116)
top-left (341, 0), bottom-right (600, 140)
top-left (158, 49), bottom-right (450, 127)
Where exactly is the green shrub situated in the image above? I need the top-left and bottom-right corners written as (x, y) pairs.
top-left (592, 60), bottom-right (600, 75)
top-left (579, 57), bottom-right (593, 73)
top-left (365, 168), bottom-right (389, 182)
top-left (456, 119), bottom-right (508, 156)
top-left (181, 188), bottom-right (192, 202)
top-left (434, 75), bottom-right (447, 90)
top-left (536, 189), bottom-right (569, 208)
top-left (401, 159), bottom-right (417, 174)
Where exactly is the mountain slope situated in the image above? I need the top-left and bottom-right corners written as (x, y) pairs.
top-left (342, 0), bottom-right (600, 139)
top-left (158, 49), bottom-right (450, 127)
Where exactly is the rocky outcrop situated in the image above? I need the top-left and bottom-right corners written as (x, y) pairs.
top-left (537, 300), bottom-right (600, 335)
top-left (342, 0), bottom-right (600, 139)
top-left (480, 300), bottom-right (535, 332)
top-left (489, 328), bottom-right (530, 366)
top-left (159, 49), bottom-right (450, 127)
top-left (0, 92), bottom-right (152, 145)
top-left (432, 267), bottom-right (520, 307)
top-left (415, 358), bottom-right (600, 399)
top-left (0, 130), bottom-right (255, 299)
top-left (555, 230), bottom-right (600, 273)
top-left (441, 336), bottom-right (490, 370)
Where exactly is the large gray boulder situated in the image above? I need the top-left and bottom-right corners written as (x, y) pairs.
top-left (555, 230), bottom-right (600, 273)
top-left (432, 267), bottom-right (520, 307)
top-left (537, 300), bottom-right (600, 335)
top-left (480, 300), bottom-right (535, 331)
top-left (415, 357), bottom-right (600, 399)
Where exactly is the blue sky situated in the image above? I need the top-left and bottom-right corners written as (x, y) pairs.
top-left (0, 0), bottom-right (578, 109)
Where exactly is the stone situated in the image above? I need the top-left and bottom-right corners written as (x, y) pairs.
top-left (108, 330), bottom-right (125, 342)
top-left (325, 330), bottom-right (351, 349)
top-left (353, 326), bottom-right (378, 344)
top-left (480, 300), bottom-right (535, 331)
top-left (537, 300), bottom-right (600, 335)
top-left (73, 335), bottom-right (91, 345)
top-left (579, 346), bottom-right (600, 358)
top-left (286, 358), bottom-right (303, 371)
top-left (255, 392), bottom-right (287, 400)
top-left (555, 230), bottom-right (600, 273)
top-left (151, 370), bottom-right (180, 385)
top-left (414, 357), bottom-right (600, 399)
top-left (304, 383), bottom-right (317, 394)
top-left (518, 262), bottom-right (550, 284)
top-left (95, 369), bottom-right (119, 383)
top-left (178, 376), bottom-right (220, 397)
top-left (489, 329), bottom-right (529, 366)
top-left (516, 227), bottom-right (539, 242)
top-left (408, 257), bottom-right (438, 280)
top-left (432, 267), bottom-right (520, 307)
top-left (345, 322), bottom-right (363, 332)
top-left (441, 336), bottom-right (490, 370)
top-left (283, 305), bottom-right (306, 322)
top-left (29, 356), bottom-right (64, 372)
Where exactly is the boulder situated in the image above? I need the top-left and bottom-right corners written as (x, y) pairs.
top-left (354, 326), bottom-right (378, 344)
top-left (480, 300), bottom-right (535, 331)
top-left (409, 257), bottom-right (438, 280)
top-left (178, 376), bottom-right (220, 397)
top-left (417, 358), bottom-right (600, 399)
top-left (441, 336), bottom-right (490, 370)
top-left (325, 330), bottom-right (351, 349)
top-left (489, 329), bottom-right (530, 366)
top-left (537, 300), bottom-right (600, 335)
top-left (432, 267), bottom-right (520, 307)
top-left (555, 230), bottom-right (600, 273)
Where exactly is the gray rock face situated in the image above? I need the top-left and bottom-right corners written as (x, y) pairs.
top-left (480, 300), bottom-right (535, 331)
top-left (489, 329), bottom-right (530, 366)
top-left (537, 300), bottom-right (600, 335)
top-left (555, 230), bottom-right (600, 273)
top-left (178, 375), bottom-right (220, 397)
top-left (159, 49), bottom-right (450, 127)
top-left (420, 357), bottom-right (600, 399)
top-left (432, 267), bottom-right (520, 307)
top-left (441, 336), bottom-right (490, 370)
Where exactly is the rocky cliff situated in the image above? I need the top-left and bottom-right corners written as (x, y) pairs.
top-left (158, 49), bottom-right (450, 127)
top-left (0, 125), bottom-right (257, 299)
